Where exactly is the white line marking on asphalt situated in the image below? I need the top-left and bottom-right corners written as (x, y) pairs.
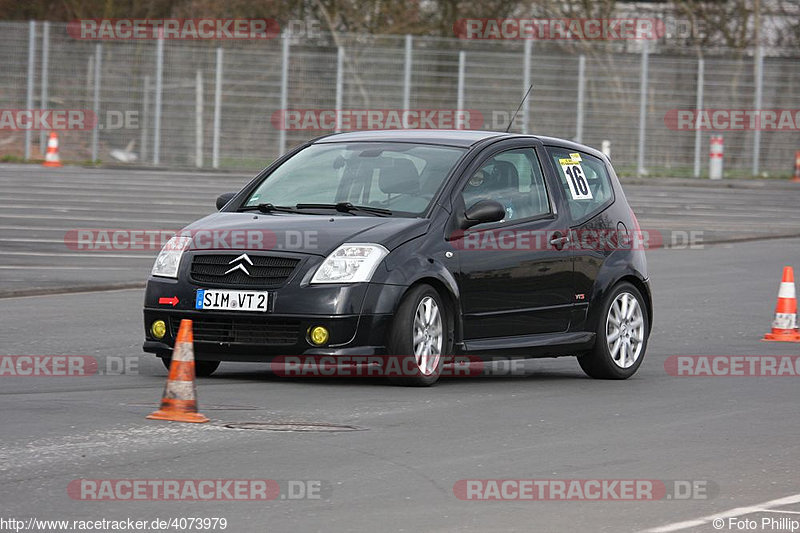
top-left (0, 287), bottom-right (143, 299)
top-left (0, 238), bottom-right (66, 243)
top-left (0, 266), bottom-right (136, 270)
top-left (0, 196), bottom-right (210, 207)
top-left (0, 237), bottom-right (164, 248)
top-left (0, 425), bottom-right (229, 473)
top-left (0, 204), bottom-right (207, 214)
top-left (0, 251), bottom-right (154, 258)
top-left (0, 213), bottom-right (191, 224)
top-left (0, 225), bottom-right (173, 232)
top-left (640, 493), bottom-right (800, 532)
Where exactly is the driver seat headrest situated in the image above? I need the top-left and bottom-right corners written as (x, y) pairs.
top-left (379, 158), bottom-right (420, 194)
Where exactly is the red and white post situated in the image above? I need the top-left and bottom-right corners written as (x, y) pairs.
top-left (709, 136), bottom-right (723, 180)
top-left (792, 150), bottom-right (800, 183)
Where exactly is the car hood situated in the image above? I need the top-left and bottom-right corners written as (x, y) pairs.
top-left (181, 212), bottom-right (430, 256)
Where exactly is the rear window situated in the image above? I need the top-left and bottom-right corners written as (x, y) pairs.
top-left (546, 148), bottom-right (614, 221)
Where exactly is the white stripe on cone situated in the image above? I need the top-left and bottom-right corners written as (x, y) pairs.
top-left (172, 342), bottom-right (194, 362)
top-left (777, 281), bottom-right (796, 299)
top-left (773, 313), bottom-right (798, 330)
top-left (164, 380), bottom-right (196, 400)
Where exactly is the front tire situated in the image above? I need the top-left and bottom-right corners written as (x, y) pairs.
top-left (387, 284), bottom-right (451, 387)
top-left (579, 282), bottom-right (649, 379)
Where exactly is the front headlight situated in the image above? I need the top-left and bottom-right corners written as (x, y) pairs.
top-left (151, 235), bottom-right (193, 278)
top-left (311, 243), bottom-right (389, 284)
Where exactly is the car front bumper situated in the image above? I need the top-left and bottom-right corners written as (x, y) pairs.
top-left (142, 276), bottom-right (404, 362)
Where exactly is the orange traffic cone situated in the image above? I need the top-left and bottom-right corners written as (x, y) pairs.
top-left (42, 131), bottom-right (62, 168)
top-left (147, 319), bottom-right (209, 423)
top-left (763, 266), bottom-right (800, 342)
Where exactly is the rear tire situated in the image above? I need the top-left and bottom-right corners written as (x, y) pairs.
top-left (160, 357), bottom-right (220, 377)
top-left (578, 282), bottom-right (649, 379)
top-left (387, 284), bottom-right (451, 387)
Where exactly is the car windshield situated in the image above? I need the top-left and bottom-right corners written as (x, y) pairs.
top-left (243, 142), bottom-right (466, 216)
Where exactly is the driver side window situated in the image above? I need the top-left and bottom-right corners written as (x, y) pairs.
top-left (460, 148), bottom-right (551, 223)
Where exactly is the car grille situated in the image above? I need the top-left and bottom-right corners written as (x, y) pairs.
top-left (170, 316), bottom-right (300, 346)
top-left (190, 254), bottom-right (301, 288)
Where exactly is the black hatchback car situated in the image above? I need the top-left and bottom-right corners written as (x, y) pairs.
top-left (143, 130), bottom-right (652, 385)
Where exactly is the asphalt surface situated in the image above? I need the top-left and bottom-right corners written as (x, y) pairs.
top-left (2, 164), bottom-right (800, 296)
top-left (1, 162), bottom-right (800, 531)
top-left (1, 240), bottom-right (799, 532)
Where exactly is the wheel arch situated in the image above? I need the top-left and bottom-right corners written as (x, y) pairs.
top-left (586, 272), bottom-right (653, 334)
top-left (618, 274), bottom-right (653, 329)
top-left (402, 276), bottom-right (461, 348)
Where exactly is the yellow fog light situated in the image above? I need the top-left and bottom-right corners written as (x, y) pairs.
top-left (308, 326), bottom-right (329, 346)
top-left (151, 320), bottom-right (167, 340)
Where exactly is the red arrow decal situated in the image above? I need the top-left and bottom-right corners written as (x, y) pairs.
top-left (158, 296), bottom-right (179, 307)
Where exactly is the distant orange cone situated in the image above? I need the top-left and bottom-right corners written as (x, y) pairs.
top-left (147, 319), bottom-right (209, 423)
top-left (42, 131), bottom-right (62, 168)
top-left (763, 266), bottom-right (800, 342)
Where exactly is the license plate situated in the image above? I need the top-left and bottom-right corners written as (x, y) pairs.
top-left (195, 289), bottom-right (269, 312)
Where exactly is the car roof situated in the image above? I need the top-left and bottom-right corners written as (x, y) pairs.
top-left (313, 130), bottom-right (605, 158)
top-left (313, 129), bottom-right (510, 147)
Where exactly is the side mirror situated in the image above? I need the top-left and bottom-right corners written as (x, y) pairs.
top-left (216, 192), bottom-right (236, 210)
top-left (463, 199), bottom-right (505, 229)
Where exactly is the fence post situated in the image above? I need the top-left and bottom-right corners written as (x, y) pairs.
top-left (91, 43), bottom-right (102, 163)
top-left (575, 54), bottom-right (586, 143)
top-left (212, 47), bottom-right (223, 169)
top-left (278, 36), bottom-right (289, 155)
top-left (24, 20), bottom-right (35, 161)
top-left (752, 45), bottom-right (763, 177)
top-left (153, 32), bottom-right (164, 165)
top-left (195, 70), bottom-right (203, 168)
top-left (402, 35), bottom-right (413, 127)
top-left (39, 21), bottom-right (50, 154)
top-left (693, 57), bottom-right (704, 178)
top-left (636, 40), bottom-right (649, 177)
top-left (521, 39), bottom-right (532, 134)
top-left (140, 76), bottom-right (149, 163)
top-left (335, 46), bottom-right (344, 133)
top-left (85, 56), bottom-right (93, 109)
top-left (457, 51), bottom-right (465, 129)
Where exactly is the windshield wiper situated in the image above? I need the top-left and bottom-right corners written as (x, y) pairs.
top-left (239, 203), bottom-right (301, 214)
top-left (294, 202), bottom-right (393, 216)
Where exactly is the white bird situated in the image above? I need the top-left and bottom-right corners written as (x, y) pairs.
top-left (110, 140), bottom-right (138, 163)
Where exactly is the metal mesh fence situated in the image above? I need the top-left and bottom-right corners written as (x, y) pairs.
top-left (1, 21), bottom-right (799, 176)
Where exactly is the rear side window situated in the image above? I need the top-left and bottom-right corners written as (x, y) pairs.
top-left (546, 148), bottom-right (613, 221)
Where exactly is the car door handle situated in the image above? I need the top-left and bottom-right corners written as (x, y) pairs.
top-left (549, 234), bottom-right (570, 249)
